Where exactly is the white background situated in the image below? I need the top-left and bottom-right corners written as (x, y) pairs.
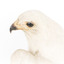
top-left (0, 0), bottom-right (64, 64)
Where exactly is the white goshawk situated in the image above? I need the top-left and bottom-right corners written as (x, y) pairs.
top-left (10, 10), bottom-right (64, 64)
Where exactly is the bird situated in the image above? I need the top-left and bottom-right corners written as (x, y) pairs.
top-left (10, 10), bottom-right (64, 64)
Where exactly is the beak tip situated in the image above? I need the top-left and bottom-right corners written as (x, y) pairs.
top-left (10, 28), bottom-right (12, 33)
top-left (10, 24), bottom-right (17, 33)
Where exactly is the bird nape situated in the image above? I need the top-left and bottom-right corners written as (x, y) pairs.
top-left (10, 10), bottom-right (64, 64)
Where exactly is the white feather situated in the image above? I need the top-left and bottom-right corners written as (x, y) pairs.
top-left (11, 10), bottom-right (64, 64)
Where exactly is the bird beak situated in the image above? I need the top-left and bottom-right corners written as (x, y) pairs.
top-left (10, 19), bottom-right (22, 33)
top-left (10, 24), bottom-right (17, 33)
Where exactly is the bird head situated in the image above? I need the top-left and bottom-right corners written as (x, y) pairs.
top-left (10, 10), bottom-right (47, 38)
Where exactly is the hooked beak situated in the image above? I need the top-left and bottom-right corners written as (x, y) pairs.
top-left (10, 24), bottom-right (17, 33)
top-left (10, 19), bottom-right (22, 33)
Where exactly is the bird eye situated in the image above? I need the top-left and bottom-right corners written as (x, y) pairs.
top-left (26, 22), bottom-right (34, 27)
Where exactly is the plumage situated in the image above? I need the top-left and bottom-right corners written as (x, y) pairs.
top-left (10, 10), bottom-right (64, 64)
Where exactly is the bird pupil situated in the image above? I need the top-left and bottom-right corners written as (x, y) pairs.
top-left (26, 22), bottom-right (34, 27)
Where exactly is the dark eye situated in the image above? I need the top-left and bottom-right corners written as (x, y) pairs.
top-left (26, 22), bottom-right (34, 27)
